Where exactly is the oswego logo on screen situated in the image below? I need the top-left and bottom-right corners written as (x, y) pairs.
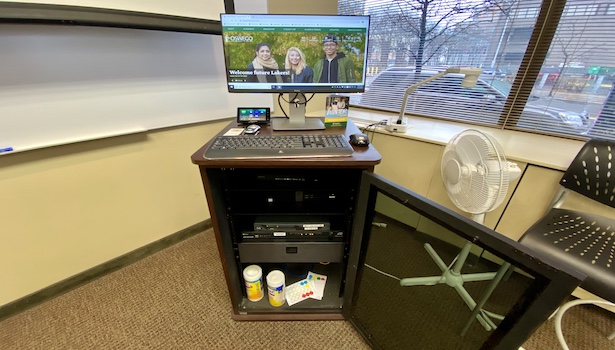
top-left (225, 35), bottom-right (254, 43)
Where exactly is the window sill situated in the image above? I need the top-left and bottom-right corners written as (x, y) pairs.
top-left (344, 109), bottom-right (585, 171)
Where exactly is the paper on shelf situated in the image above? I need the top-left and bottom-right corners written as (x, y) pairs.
top-left (285, 279), bottom-right (315, 306)
top-left (307, 271), bottom-right (327, 300)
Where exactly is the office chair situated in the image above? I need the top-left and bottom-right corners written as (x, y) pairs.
top-left (518, 138), bottom-right (615, 349)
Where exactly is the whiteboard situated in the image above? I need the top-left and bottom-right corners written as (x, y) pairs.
top-left (0, 0), bottom-right (227, 20)
top-left (0, 24), bottom-right (272, 154)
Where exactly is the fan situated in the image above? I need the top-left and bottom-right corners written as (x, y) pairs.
top-left (400, 129), bottom-right (521, 332)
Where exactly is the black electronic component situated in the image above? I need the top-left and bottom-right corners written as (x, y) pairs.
top-left (241, 230), bottom-right (344, 242)
top-left (254, 216), bottom-right (330, 231)
top-left (237, 107), bottom-right (270, 124)
top-left (243, 124), bottom-right (261, 135)
top-left (349, 133), bottom-right (370, 146)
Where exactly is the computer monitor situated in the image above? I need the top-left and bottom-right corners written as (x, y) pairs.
top-left (220, 13), bottom-right (370, 130)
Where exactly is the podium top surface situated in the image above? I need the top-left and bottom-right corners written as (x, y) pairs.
top-left (191, 118), bottom-right (382, 169)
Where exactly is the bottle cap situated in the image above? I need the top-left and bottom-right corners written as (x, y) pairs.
top-left (243, 265), bottom-right (262, 282)
top-left (267, 270), bottom-right (285, 286)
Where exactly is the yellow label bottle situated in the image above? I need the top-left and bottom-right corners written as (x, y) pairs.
top-left (243, 265), bottom-right (263, 302)
top-left (267, 270), bottom-right (286, 307)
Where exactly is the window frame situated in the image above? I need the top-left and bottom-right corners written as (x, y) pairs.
top-left (342, 0), bottom-right (605, 140)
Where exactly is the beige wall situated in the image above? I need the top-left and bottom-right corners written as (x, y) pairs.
top-left (268, 0), bottom-right (335, 14)
top-left (496, 165), bottom-right (562, 240)
top-left (0, 120), bottom-right (228, 307)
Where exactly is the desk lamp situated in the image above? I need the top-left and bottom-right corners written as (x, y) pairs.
top-left (386, 67), bottom-right (483, 133)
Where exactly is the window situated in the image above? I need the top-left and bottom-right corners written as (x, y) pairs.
top-left (339, 0), bottom-right (615, 141)
top-left (564, 5), bottom-right (598, 16)
top-left (509, 27), bottom-right (533, 42)
top-left (516, 8), bottom-right (539, 18)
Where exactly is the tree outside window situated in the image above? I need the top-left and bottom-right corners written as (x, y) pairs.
top-left (340, 0), bottom-right (615, 140)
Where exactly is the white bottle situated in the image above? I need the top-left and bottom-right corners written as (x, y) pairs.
top-left (243, 265), bottom-right (263, 302)
top-left (266, 270), bottom-right (286, 307)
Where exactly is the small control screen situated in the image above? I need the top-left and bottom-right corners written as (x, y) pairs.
top-left (237, 107), bottom-right (270, 124)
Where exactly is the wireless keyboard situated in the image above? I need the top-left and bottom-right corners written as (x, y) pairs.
top-left (204, 134), bottom-right (354, 159)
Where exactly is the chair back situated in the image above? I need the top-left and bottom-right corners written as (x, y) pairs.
top-left (560, 138), bottom-right (615, 209)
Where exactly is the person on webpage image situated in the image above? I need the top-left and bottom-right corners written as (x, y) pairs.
top-left (247, 42), bottom-right (284, 83)
top-left (313, 35), bottom-right (356, 84)
top-left (284, 47), bottom-right (313, 83)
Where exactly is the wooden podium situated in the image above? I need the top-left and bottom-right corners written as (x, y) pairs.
top-left (191, 118), bottom-right (381, 320)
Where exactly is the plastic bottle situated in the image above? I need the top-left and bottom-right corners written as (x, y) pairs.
top-left (243, 265), bottom-right (264, 302)
top-left (266, 270), bottom-right (286, 307)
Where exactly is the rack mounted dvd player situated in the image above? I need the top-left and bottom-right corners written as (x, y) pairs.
top-left (241, 230), bottom-right (344, 241)
top-left (253, 216), bottom-right (330, 231)
top-left (245, 216), bottom-right (340, 241)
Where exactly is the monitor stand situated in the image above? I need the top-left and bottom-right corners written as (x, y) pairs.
top-left (272, 94), bottom-right (325, 131)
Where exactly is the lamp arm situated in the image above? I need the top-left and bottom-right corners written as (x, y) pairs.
top-left (396, 68), bottom-right (458, 124)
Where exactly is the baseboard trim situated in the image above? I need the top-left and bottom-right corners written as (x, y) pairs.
top-left (0, 220), bottom-right (212, 322)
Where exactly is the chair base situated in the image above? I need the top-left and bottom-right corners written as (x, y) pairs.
top-left (553, 299), bottom-right (615, 350)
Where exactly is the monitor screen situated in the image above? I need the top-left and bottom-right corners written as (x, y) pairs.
top-left (220, 14), bottom-right (370, 94)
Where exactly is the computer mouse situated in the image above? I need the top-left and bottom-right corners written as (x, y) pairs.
top-left (244, 124), bottom-right (261, 135)
top-left (349, 133), bottom-right (370, 146)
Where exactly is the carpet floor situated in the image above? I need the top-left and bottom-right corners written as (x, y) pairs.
top-left (0, 229), bottom-right (613, 349)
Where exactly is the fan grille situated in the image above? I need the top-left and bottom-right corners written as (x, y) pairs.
top-left (441, 129), bottom-right (510, 215)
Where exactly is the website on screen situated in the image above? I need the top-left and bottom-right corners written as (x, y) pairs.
top-left (220, 14), bottom-right (370, 92)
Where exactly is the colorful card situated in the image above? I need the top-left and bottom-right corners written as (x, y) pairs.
top-left (306, 271), bottom-right (327, 300)
top-left (285, 279), bottom-right (315, 306)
